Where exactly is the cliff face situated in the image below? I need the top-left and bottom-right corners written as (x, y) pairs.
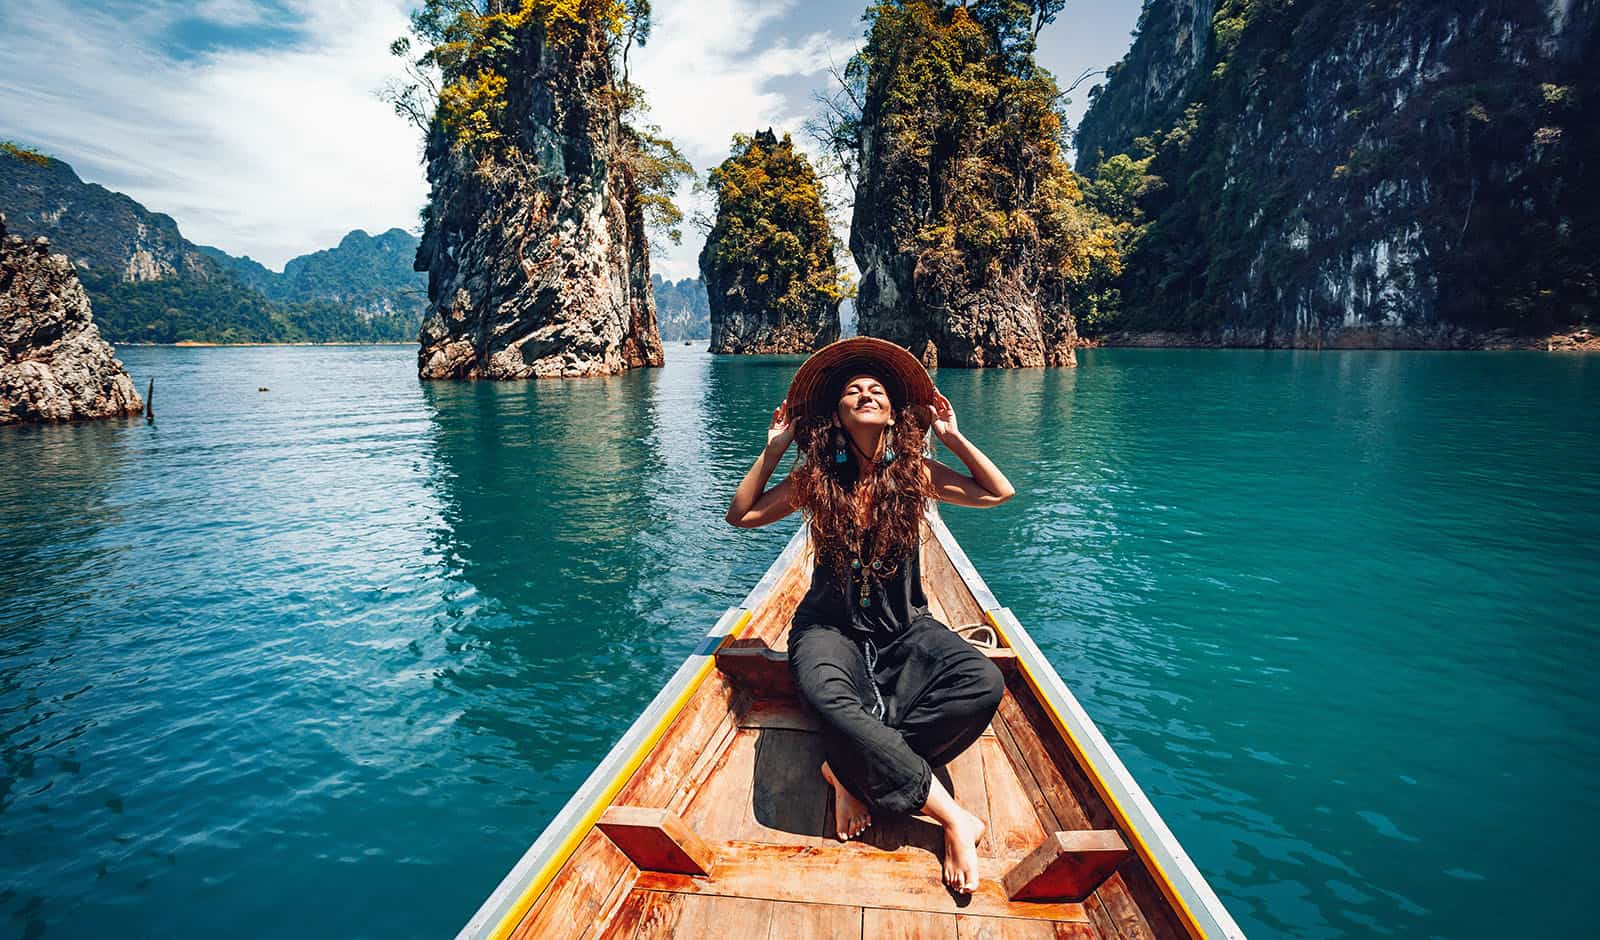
top-left (1076, 0), bottom-right (1599, 343)
top-left (413, 12), bottom-right (662, 379)
top-left (850, 1), bottom-right (1080, 368)
top-left (1, 214), bottom-right (142, 424)
top-left (701, 130), bottom-right (841, 355)
top-left (1074, 0), bottom-right (1217, 167)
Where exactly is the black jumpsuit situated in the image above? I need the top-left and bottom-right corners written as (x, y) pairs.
top-left (787, 536), bottom-right (1006, 816)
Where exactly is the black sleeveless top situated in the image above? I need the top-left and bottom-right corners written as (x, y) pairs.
top-left (792, 536), bottom-right (931, 639)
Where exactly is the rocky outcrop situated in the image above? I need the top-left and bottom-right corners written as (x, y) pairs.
top-left (849, 1), bottom-right (1080, 368)
top-left (701, 130), bottom-right (840, 354)
top-left (1076, 0), bottom-right (1600, 342)
top-left (412, 12), bottom-right (662, 379)
top-left (1, 213), bottom-right (142, 424)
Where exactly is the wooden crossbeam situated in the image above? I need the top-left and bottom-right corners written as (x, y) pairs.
top-left (596, 806), bottom-right (717, 876)
top-left (1001, 830), bottom-right (1131, 902)
top-left (715, 638), bottom-right (1018, 695)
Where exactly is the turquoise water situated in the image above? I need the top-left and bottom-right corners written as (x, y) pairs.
top-left (1, 345), bottom-right (1595, 939)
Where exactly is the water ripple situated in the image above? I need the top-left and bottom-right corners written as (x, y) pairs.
top-left (0, 346), bottom-right (1595, 939)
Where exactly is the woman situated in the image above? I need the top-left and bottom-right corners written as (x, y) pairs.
top-left (724, 337), bottom-right (1016, 896)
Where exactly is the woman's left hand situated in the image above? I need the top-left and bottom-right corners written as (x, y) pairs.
top-left (927, 390), bottom-right (959, 442)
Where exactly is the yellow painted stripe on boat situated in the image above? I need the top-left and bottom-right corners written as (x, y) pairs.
top-left (487, 609), bottom-right (755, 940)
top-left (984, 608), bottom-right (1210, 940)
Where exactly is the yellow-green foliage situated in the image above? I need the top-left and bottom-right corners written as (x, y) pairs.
top-left (857, 1), bottom-right (1122, 294)
top-left (410, 0), bottom-right (630, 150)
top-left (701, 130), bottom-right (846, 319)
top-left (1, 140), bottom-right (51, 167)
top-left (437, 68), bottom-right (510, 147)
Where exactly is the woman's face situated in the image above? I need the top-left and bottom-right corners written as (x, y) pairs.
top-left (835, 373), bottom-right (894, 434)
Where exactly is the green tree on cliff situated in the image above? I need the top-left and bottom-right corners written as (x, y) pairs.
top-left (381, 0), bottom-right (690, 244)
top-left (700, 130), bottom-right (846, 352)
top-left (840, 0), bottom-right (1122, 364)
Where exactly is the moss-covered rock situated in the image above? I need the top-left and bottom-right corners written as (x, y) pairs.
top-left (411, 0), bottom-right (678, 378)
top-left (849, 1), bottom-right (1118, 368)
top-left (700, 130), bottom-right (842, 354)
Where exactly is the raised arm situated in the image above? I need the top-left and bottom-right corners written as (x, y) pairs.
top-left (725, 399), bottom-right (802, 528)
top-left (922, 391), bottom-right (1015, 508)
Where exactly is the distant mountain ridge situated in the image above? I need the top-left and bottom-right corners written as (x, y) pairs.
top-left (199, 227), bottom-right (424, 319)
top-left (652, 274), bottom-right (710, 342)
top-left (1, 149), bottom-right (426, 343)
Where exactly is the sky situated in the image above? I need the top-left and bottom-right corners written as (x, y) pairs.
top-left (0, 0), bottom-right (1143, 278)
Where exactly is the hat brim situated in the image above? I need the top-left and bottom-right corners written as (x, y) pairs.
top-left (786, 337), bottom-right (937, 435)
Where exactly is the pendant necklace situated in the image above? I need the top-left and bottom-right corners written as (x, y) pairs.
top-left (850, 534), bottom-right (899, 609)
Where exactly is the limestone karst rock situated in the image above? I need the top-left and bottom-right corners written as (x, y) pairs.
top-left (412, 5), bottom-right (664, 379)
top-left (849, 1), bottom-right (1084, 368)
top-left (700, 130), bottom-right (841, 354)
top-left (0, 213), bottom-right (142, 424)
top-left (1075, 0), bottom-right (1599, 344)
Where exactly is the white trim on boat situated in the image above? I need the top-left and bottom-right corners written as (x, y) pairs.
top-left (926, 510), bottom-right (1246, 940)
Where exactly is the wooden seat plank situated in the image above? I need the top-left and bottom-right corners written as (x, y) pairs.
top-left (1002, 831), bottom-right (1131, 902)
top-left (632, 840), bottom-right (1091, 923)
top-left (597, 806), bottom-right (717, 876)
top-left (738, 697), bottom-right (823, 732)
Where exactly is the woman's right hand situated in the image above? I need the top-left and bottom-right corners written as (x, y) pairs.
top-left (767, 399), bottom-right (795, 450)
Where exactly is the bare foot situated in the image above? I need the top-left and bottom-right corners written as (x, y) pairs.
top-left (820, 760), bottom-right (871, 840)
top-left (941, 804), bottom-right (987, 895)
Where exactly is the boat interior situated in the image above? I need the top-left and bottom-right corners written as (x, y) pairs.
top-left (492, 523), bottom-right (1197, 939)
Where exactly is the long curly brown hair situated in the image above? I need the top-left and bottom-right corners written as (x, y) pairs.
top-left (791, 402), bottom-right (936, 595)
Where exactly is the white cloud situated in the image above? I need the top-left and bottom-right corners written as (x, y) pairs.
top-left (0, 0), bottom-right (427, 270)
top-left (630, 0), bottom-right (858, 280)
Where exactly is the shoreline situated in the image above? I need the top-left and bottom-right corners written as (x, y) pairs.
top-left (1079, 326), bottom-right (1598, 352)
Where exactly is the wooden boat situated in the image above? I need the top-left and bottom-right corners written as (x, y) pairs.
top-left (457, 513), bottom-right (1245, 939)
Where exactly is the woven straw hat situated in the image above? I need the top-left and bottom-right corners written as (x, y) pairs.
top-left (786, 337), bottom-right (937, 441)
